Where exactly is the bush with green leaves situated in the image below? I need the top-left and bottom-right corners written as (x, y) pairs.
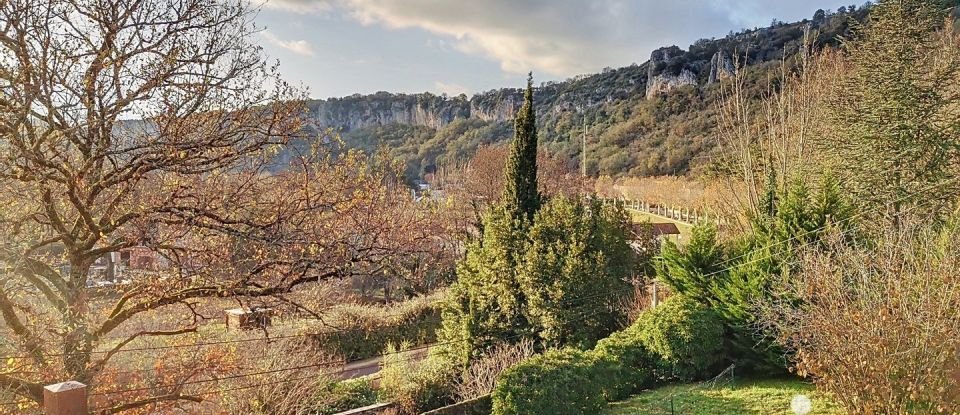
top-left (592, 324), bottom-right (656, 400)
top-left (313, 378), bottom-right (381, 415)
top-left (380, 345), bottom-right (459, 414)
top-left (490, 295), bottom-right (733, 413)
top-left (489, 329), bottom-right (657, 414)
top-left (519, 196), bottom-right (636, 348)
top-left (304, 292), bottom-right (444, 361)
top-left (657, 176), bottom-right (851, 373)
top-left (491, 348), bottom-right (609, 415)
top-left (440, 197), bottom-right (638, 364)
top-left (438, 205), bottom-right (530, 365)
top-left (636, 295), bottom-right (725, 381)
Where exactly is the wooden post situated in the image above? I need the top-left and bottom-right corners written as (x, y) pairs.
top-left (44, 381), bottom-right (87, 415)
top-left (651, 282), bottom-right (659, 309)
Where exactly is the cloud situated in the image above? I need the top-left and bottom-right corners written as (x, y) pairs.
top-left (434, 81), bottom-right (471, 96)
top-left (260, 31), bottom-right (316, 56)
top-left (337, 0), bottom-right (645, 76)
top-left (262, 0), bottom-right (334, 14)
top-left (262, 0), bottom-right (846, 77)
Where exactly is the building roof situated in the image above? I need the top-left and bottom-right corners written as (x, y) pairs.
top-left (630, 222), bottom-right (681, 239)
top-left (651, 223), bottom-right (681, 236)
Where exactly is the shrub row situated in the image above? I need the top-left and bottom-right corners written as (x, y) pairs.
top-left (491, 295), bottom-right (726, 415)
top-left (312, 378), bottom-right (381, 415)
top-left (303, 292), bottom-right (444, 361)
top-left (379, 346), bottom-right (459, 414)
top-left (491, 348), bottom-right (609, 415)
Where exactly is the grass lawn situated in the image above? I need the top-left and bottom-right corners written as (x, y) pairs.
top-left (604, 378), bottom-right (846, 415)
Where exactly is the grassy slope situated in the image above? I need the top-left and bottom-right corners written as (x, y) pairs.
top-left (604, 378), bottom-right (846, 415)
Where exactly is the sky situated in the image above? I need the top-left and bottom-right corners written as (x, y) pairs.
top-left (255, 0), bottom-right (854, 99)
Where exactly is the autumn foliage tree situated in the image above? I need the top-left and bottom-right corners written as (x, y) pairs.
top-left (430, 144), bottom-right (583, 241)
top-left (0, 0), bottom-right (438, 412)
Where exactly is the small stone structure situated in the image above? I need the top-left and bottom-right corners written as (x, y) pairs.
top-left (43, 381), bottom-right (87, 415)
top-left (224, 307), bottom-right (273, 330)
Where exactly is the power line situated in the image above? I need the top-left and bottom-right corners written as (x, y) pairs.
top-left (89, 341), bottom-right (433, 397)
top-left (698, 176), bottom-right (948, 279)
top-left (88, 299), bottom-right (612, 398)
top-left (11, 177), bottom-right (952, 409)
top-left (0, 206), bottom-right (875, 411)
top-left (617, 174), bottom-right (960, 274)
top-left (0, 297), bottom-right (445, 361)
top-left (0, 267), bottom-right (637, 363)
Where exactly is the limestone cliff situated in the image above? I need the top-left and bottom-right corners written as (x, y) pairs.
top-left (645, 46), bottom-right (698, 99)
top-left (308, 89), bottom-right (524, 131)
top-left (304, 9), bottom-right (861, 133)
top-left (708, 50), bottom-right (736, 84)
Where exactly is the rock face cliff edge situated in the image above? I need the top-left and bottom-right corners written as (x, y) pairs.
top-left (308, 41), bottom-right (743, 132)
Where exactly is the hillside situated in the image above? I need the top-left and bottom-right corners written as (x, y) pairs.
top-left (305, 7), bottom-right (867, 180)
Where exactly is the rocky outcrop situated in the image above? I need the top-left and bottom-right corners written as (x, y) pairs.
top-left (708, 50), bottom-right (735, 84)
top-left (311, 93), bottom-right (472, 130)
top-left (310, 90), bottom-right (521, 131)
top-left (469, 90), bottom-right (522, 122)
top-left (645, 46), bottom-right (698, 99)
top-left (308, 18), bottom-right (828, 131)
top-left (646, 70), bottom-right (698, 99)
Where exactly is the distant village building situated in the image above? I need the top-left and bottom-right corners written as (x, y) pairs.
top-left (649, 223), bottom-right (681, 238)
top-left (627, 222), bottom-right (681, 255)
top-left (629, 222), bottom-right (681, 240)
top-left (412, 182), bottom-right (446, 203)
top-left (41, 244), bottom-right (167, 287)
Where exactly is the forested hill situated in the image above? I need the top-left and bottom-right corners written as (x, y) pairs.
top-left (305, 7), bottom-right (867, 180)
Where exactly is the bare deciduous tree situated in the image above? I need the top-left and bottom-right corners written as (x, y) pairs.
top-left (430, 144), bottom-right (583, 240)
top-left (0, 0), bottom-right (438, 411)
top-left (714, 32), bottom-right (843, 230)
top-left (761, 219), bottom-right (960, 414)
top-left (454, 339), bottom-right (535, 402)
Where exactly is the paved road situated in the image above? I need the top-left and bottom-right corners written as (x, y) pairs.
top-left (337, 345), bottom-right (432, 380)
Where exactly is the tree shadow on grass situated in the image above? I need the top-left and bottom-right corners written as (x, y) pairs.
top-left (605, 389), bottom-right (756, 415)
top-left (604, 378), bottom-right (840, 415)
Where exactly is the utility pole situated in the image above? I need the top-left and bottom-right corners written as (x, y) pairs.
top-left (582, 118), bottom-right (588, 178)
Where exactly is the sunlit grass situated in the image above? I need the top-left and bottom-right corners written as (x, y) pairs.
top-left (604, 378), bottom-right (846, 415)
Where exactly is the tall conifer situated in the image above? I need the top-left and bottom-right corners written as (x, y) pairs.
top-left (502, 73), bottom-right (540, 222)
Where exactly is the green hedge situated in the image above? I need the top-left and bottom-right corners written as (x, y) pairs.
top-left (304, 293), bottom-right (444, 361)
top-left (636, 295), bottom-right (725, 381)
top-left (592, 324), bottom-right (656, 400)
top-left (490, 295), bottom-right (727, 414)
top-left (312, 378), bottom-right (381, 415)
top-left (491, 348), bottom-right (610, 415)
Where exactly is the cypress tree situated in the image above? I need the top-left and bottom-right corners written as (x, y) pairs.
top-left (438, 75), bottom-right (543, 365)
top-left (502, 73), bottom-right (540, 222)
